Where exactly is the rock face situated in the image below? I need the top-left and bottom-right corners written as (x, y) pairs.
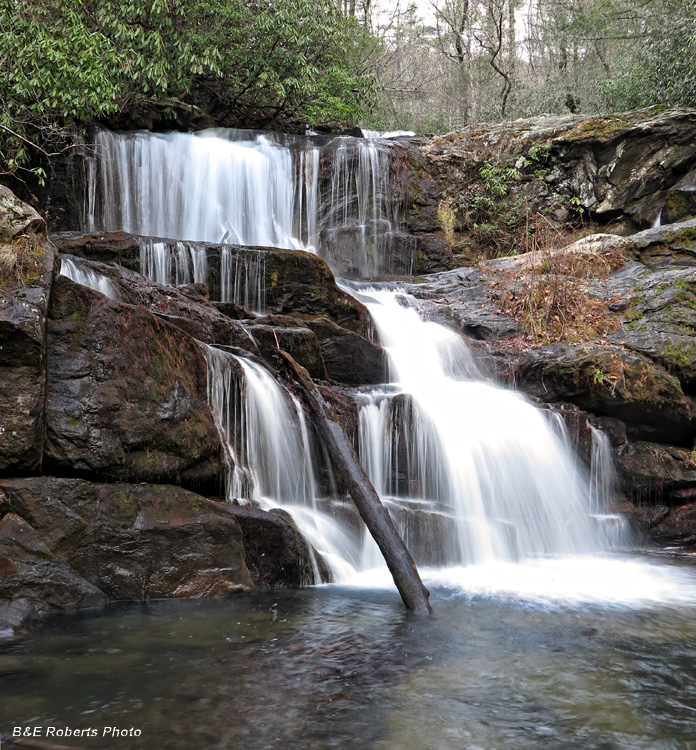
top-left (52, 231), bottom-right (141, 270)
top-left (0, 195), bottom-right (54, 474)
top-left (0, 184), bottom-right (46, 240)
top-left (0, 511), bottom-right (107, 616)
top-left (631, 503), bottom-right (696, 548)
top-left (308, 317), bottom-right (387, 385)
top-left (516, 343), bottom-right (692, 445)
top-left (45, 275), bottom-right (225, 490)
top-left (0, 478), bottom-right (316, 610)
top-left (398, 108), bottom-right (696, 243)
top-left (0, 478), bottom-right (252, 600)
top-left (244, 316), bottom-right (325, 380)
top-left (615, 442), bottom-right (696, 506)
top-left (229, 505), bottom-right (316, 588)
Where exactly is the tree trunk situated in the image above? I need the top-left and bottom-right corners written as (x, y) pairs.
top-left (279, 351), bottom-right (432, 614)
top-left (508, 0), bottom-right (516, 109)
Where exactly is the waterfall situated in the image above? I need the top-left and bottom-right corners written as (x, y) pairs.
top-left (320, 139), bottom-right (402, 277)
top-left (86, 129), bottom-right (303, 249)
top-left (354, 287), bottom-right (623, 568)
top-left (84, 127), bottom-right (413, 278)
top-left (139, 240), bottom-right (208, 287)
top-left (82, 125), bottom-right (638, 597)
top-left (588, 423), bottom-right (630, 547)
top-left (202, 345), bottom-right (360, 583)
top-left (59, 255), bottom-right (118, 299)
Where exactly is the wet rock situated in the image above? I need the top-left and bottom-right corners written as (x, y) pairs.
top-left (211, 300), bottom-right (255, 320)
top-left (0, 598), bottom-right (37, 641)
top-left (413, 234), bottom-right (455, 274)
top-left (404, 266), bottom-right (523, 340)
top-left (393, 141), bottom-right (443, 234)
top-left (256, 245), bottom-right (371, 334)
top-left (228, 505), bottom-right (318, 587)
top-left (318, 386), bottom-right (361, 443)
top-left (629, 503), bottom-right (696, 548)
top-left (0, 189), bottom-right (55, 473)
top-left (387, 500), bottom-right (460, 566)
top-left (244, 317), bottom-right (325, 380)
top-left (51, 231), bottom-right (141, 270)
top-left (45, 275), bottom-right (225, 490)
top-left (0, 511), bottom-right (107, 614)
top-left (515, 343), bottom-right (693, 445)
top-left (54, 232), bottom-right (372, 335)
top-left (101, 260), bottom-right (257, 352)
top-left (0, 477), bottom-right (254, 601)
top-left (307, 317), bottom-right (387, 385)
top-left (615, 441), bottom-right (696, 506)
top-left (320, 226), bottom-right (418, 278)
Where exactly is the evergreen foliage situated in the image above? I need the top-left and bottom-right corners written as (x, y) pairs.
top-left (0, 0), bottom-right (375, 181)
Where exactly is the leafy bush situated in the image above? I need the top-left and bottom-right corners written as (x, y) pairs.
top-left (0, 0), bottom-right (375, 181)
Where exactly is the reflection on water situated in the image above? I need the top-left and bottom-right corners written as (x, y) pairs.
top-left (1, 560), bottom-right (696, 750)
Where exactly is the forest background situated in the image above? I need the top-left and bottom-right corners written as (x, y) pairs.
top-left (1, 0), bottom-right (695, 184)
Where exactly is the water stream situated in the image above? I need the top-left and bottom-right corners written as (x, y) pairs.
top-left (2, 582), bottom-right (696, 749)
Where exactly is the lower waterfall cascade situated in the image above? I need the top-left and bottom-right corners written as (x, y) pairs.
top-left (71, 124), bottom-right (696, 607)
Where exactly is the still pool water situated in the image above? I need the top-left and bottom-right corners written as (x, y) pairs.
top-left (2, 554), bottom-right (696, 750)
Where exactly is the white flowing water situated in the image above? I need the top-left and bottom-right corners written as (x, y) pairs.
top-left (355, 287), bottom-right (606, 567)
top-left (137, 238), bottom-right (266, 311)
top-left (59, 255), bottom-right (118, 299)
top-left (85, 128), bottom-right (408, 278)
top-left (87, 129), bottom-right (302, 249)
top-left (202, 345), bottom-right (359, 583)
top-left (139, 239), bottom-right (208, 287)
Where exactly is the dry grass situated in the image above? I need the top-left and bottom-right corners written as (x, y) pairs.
top-left (0, 233), bottom-right (42, 287)
top-left (484, 228), bottom-right (628, 344)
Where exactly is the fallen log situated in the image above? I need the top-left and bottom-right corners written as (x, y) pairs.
top-left (279, 350), bottom-right (432, 614)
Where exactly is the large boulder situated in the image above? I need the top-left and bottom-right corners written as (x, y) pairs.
top-left (307, 317), bottom-right (387, 385)
top-left (243, 315), bottom-right (325, 380)
top-left (596, 220), bottom-right (696, 391)
top-left (403, 266), bottom-right (523, 341)
top-left (45, 275), bottom-right (225, 489)
top-left (230, 505), bottom-right (317, 587)
top-left (614, 441), bottom-right (696, 506)
top-left (0, 188), bottom-right (54, 473)
top-left (52, 232), bottom-right (373, 334)
top-left (408, 108), bottom-right (696, 227)
top-left (628, 503), bottom-right (696, 548)
top-left (627, 218), bottom-right (696, 267)
top-left (57, 254), bottom-right (259, 353)
top-left (0, 477), bottom-right (317, 601)
top-left (391, 108), bottom-right (696, 266)
top-left (515, 343), bottom-right (693, 445)
top-left (0, 511), bottom-right (107, 619)
top-left (0, 478), bottom-right (252, 601)
top-left (0, 184), bottom-right (46, 240)
top-left (51, 231), bottom-right (141, 270)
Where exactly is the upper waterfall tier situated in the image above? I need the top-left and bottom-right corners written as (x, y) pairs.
top-left (84, 128), bottom-right (414, 278)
